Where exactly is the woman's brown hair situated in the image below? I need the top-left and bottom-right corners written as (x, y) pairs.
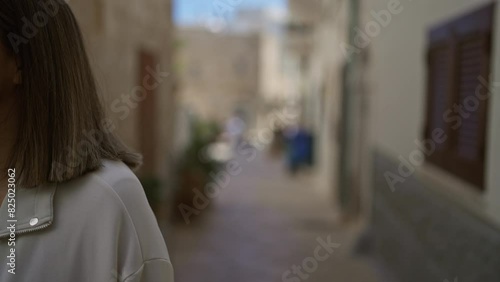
top-left (0, 0), bottom-right (141, 187)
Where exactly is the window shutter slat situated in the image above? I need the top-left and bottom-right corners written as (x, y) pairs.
top-left (455, 36), bottom-right (486, 161)
top-left (430, 47), bottom-right (451, 142)
top-left (427, 46), bottom-right (453, 155)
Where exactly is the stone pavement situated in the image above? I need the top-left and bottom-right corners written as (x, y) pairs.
top-left (167, 151), bottom-right (386, 282)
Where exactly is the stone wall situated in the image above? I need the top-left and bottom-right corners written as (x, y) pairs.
top-left (371, 151), bottom-right (500, 282)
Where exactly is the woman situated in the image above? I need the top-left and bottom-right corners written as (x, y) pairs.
top-left (0, 0), bottom-right (174, 281)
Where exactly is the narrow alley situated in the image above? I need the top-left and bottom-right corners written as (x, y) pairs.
top-left (169, 150), bottom-right (385, 282)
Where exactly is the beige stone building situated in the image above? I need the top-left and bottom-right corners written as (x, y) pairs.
top-left (176, 27), bottom-right (260, 124)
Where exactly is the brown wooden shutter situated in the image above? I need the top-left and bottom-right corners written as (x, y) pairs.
top-left (424, 3), bottom-right (495, 189)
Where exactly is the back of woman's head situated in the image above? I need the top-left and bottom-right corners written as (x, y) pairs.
top-left (0, 0), bottom-right (141, 187)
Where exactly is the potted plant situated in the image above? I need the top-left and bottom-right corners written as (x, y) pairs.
top-left (173, 118), bottom-right (222, 220)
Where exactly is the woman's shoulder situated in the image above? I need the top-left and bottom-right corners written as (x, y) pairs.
top-left (63, 159), bottom-right (141, 196)
top-left (91, 160), bottom-right (151, 215)
top-left (53, 160), bottom-right (172, 278)
top-left (92, 159), bottom-right (142, 194)
top-left (55, 159), bottom-right (147, 217)
top-left (56, 159), bottom-right (168, 246)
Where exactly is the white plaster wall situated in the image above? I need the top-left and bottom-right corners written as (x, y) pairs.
top-left (363, 0), bottom-right (500, 226)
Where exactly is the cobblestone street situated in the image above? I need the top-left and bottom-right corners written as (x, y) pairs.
top-left (168, 151), bottom-right (385, 282)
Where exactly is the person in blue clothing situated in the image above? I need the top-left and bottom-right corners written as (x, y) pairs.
top-left (283, 125), bottom-right (314, 174)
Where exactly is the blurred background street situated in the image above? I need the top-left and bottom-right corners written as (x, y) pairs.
top-left (169, 152), bottom-right (385, 282)
top-left (69, 0), bottom-right (500, 281)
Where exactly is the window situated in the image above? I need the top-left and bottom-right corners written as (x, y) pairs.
top-left (424, 3), bottom-right (495, 189)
